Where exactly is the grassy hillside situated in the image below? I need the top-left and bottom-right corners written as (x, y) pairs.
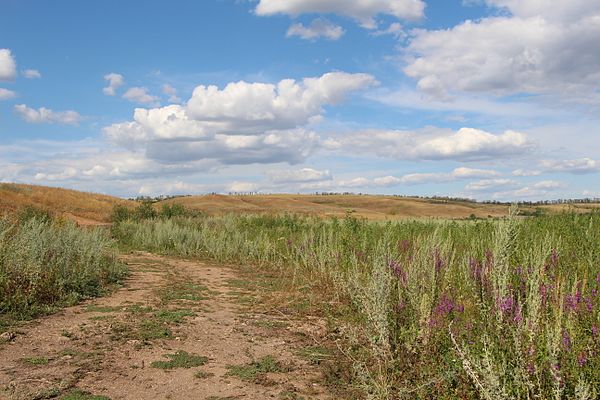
top-left (161, 193), bottom-right (599, 220)
top-left (0, 183), bottom-right (133, 223)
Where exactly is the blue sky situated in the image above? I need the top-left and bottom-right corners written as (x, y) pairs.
top-left (1, 0), bottom-right (600, 200)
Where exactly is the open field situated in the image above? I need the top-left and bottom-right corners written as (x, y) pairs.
top-left (0, 184), bottom-right (133, 224)
top-left (161, 193), bottom-right (600, 220)
top-left (1, 186), bottom-right (600, 398)
top-left (2, 183), bottom-right (600, 222)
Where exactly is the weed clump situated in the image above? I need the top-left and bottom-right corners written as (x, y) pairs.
top-left (150, 350), bottom-right (208, 369)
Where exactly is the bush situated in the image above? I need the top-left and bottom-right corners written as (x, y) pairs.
top-left (0, 216), bottom-right (126, 319)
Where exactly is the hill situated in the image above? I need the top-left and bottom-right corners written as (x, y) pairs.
top-left (162, 194), bottom-right (512, 220)
top-left (0, 183), bottom-right (133, 224)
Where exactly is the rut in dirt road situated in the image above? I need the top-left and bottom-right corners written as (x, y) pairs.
top-left (0, 252), bottom-right (335, 400)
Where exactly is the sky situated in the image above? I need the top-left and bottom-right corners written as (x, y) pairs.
top-left (1, 0), bottom-right (600, 200)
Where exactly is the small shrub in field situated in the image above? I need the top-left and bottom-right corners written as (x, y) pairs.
top-left (0, 216), bottom-right (126, 320)
top-left (135, 201), bottom-right (157, 220)
top-left (111, 205), bottom-right (131, 223)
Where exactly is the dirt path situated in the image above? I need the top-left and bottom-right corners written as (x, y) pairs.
top-left (0, 253), bottom-right (334, 400)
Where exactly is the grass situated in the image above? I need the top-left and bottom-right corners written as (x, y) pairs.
top-left (0, 213), bottom-right (126, 321)
top-left (21, 356), bottom-right (49, 365)
top-left (226, 356), bottom-right (288, 382)
top-left (297, 346), bottom-right (332, 365)
top-left (114, 210), bottom-right (600, 399)
top-left (60, 389), bottom-right (110, 400)
top-left (150, 350), bottom-right (208, 369)
top-left (158, 282), bottom-right (209, 302)
top-left (194, 370), bottom-right (215, 379)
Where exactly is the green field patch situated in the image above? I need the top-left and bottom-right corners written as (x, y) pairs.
top-left (151, 350), bottom-right (208, 369)
top-left (226, 355), bottom-right (289, 383)
top-left (61, 389), bottom-right (110, 400)
top-left (21, 356), bottom-right (49, 366)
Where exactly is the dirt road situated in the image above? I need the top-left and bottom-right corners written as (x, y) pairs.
top-left (0, 253), bottom-right (334, 399)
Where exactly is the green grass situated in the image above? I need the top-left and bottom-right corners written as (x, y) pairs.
top-left (154, 309), bottom-right (196, 324)
top-left (61, 389), bottom-right (110, 400)
top-left (226, 356), bottom-right (287, 382)
top-left (0, 214), bottom-right (126, 321)
top-left (21, 356), bottom-right (49, 365)
top-left (150, 350), bottom-right (208, 369)
top-left (158, 282), bottom-right (209, 302)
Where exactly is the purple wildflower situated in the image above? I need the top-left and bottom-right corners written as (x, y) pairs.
top-left (578, 352), bottom-right (587, 367)
top-left (562, 331), bottom-right (571, 350)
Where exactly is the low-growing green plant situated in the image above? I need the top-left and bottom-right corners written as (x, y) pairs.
top-left (151, 350), bottom-right (208, 369)
top-left (226, 355), bottom-right (287, 382)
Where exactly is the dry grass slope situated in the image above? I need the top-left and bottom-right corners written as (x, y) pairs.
top-left (164, 194), bottom-right (525, 219)
top-left (0, 183), bottom-right (133, 224)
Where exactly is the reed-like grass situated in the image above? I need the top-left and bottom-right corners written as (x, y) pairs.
top-left (113, 211), bottom-right (599, 399)
top-left (0, 215), bottom-right (126, 320)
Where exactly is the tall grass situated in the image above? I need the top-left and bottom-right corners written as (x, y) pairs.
top-left (0, 215), bottom-right (126, 320)
top-left (113, 211), bottom-right (599, 399)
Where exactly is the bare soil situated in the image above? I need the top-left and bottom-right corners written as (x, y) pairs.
top-left (0, 252), bottom-right (335, 400)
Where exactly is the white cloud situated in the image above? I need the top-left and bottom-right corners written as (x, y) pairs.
top-left (105, 72), bottom-right (375, 167)
top-left (14, 104), bottom-right (82, 125)
top-left (512, 169), bottom-right (541, 177)
top-left (404, 2), bottom-right (600, 99)
top-left (287, 18), bottom-right (345, 40)
top-left (399, 167), bottom-right (500, 185)
top-left (324, 127), bottom-right (532, 161)
top-left (489, 180), bottom-right (564, 200)
top-left (0, 49), bottom-right (17, 81)
top-left (256, 0), bottom-right (425, 28)
top-left (122, 87), bottom-right (159, 104)
top-left (0, 88), bottom-right (16, 100)
top-left (186, 72), bottom-right (377, 133)
top-left (540, 158), bottom-right (600, 174)
top-left (371, 22), bottom-right (405, 38)
top-left (268, 168), bottom-right (332, 183)
top-left (162, 84), bottom-right (181, 103)
top-left (466, 178), bottom-right (518, 191)
top-left (22, 69), bottom-right (41, 79)
top-left (369, 167), bottom-right (499, 186)
top-left (102, 73), bottom-right (125, 96)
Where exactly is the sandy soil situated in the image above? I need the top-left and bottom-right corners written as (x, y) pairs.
top-left (0, 253), bottom-right (333, 400)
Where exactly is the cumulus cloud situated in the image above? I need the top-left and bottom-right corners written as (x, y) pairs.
top-left (404, 1), bottom-right (600, 98)
top-left (105, 72), bottom-right (374, 166)
top-left (102, 73), bottom-right (125, 96)
top-left (14, 104), bottom-right (82, 125)
top-left (512, 169), bottom-right (541, 177)
top-left (287, 18), bottom-right (345, 40)
top-left (489, 180), bottom-right (564, 200)
top-left (466, 178), bottom-right (518, 191)
top-left (0, 49), bottom-right (17, 81)
top-left (268, 168), bottom-right (332, 183)
top-left (162, 84), bottom-right (181, 103)
top-left (22, 69), bottom-right (41, 79)
top-left (0, 88), bottom-right (16, 100)
top-left (122, 87), bottom-right (159, 104)
top-left (399, 167), bottom-right (500, 185)
top-left (324, 127), bottom-right (532, 161)
top-left (540, 158), bottom-right (600, 174)
top-left (256, 0), bottom-right (425, 28)
top-left (186, 72), bottom-right (377, 132)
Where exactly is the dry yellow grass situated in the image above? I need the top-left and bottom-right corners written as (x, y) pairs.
top-left (162, 194), bottom-right (514, 219)
top-left (0, 183), bottom-right (133, 223)
top-left (2, 184), bottom-right (597, 222)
